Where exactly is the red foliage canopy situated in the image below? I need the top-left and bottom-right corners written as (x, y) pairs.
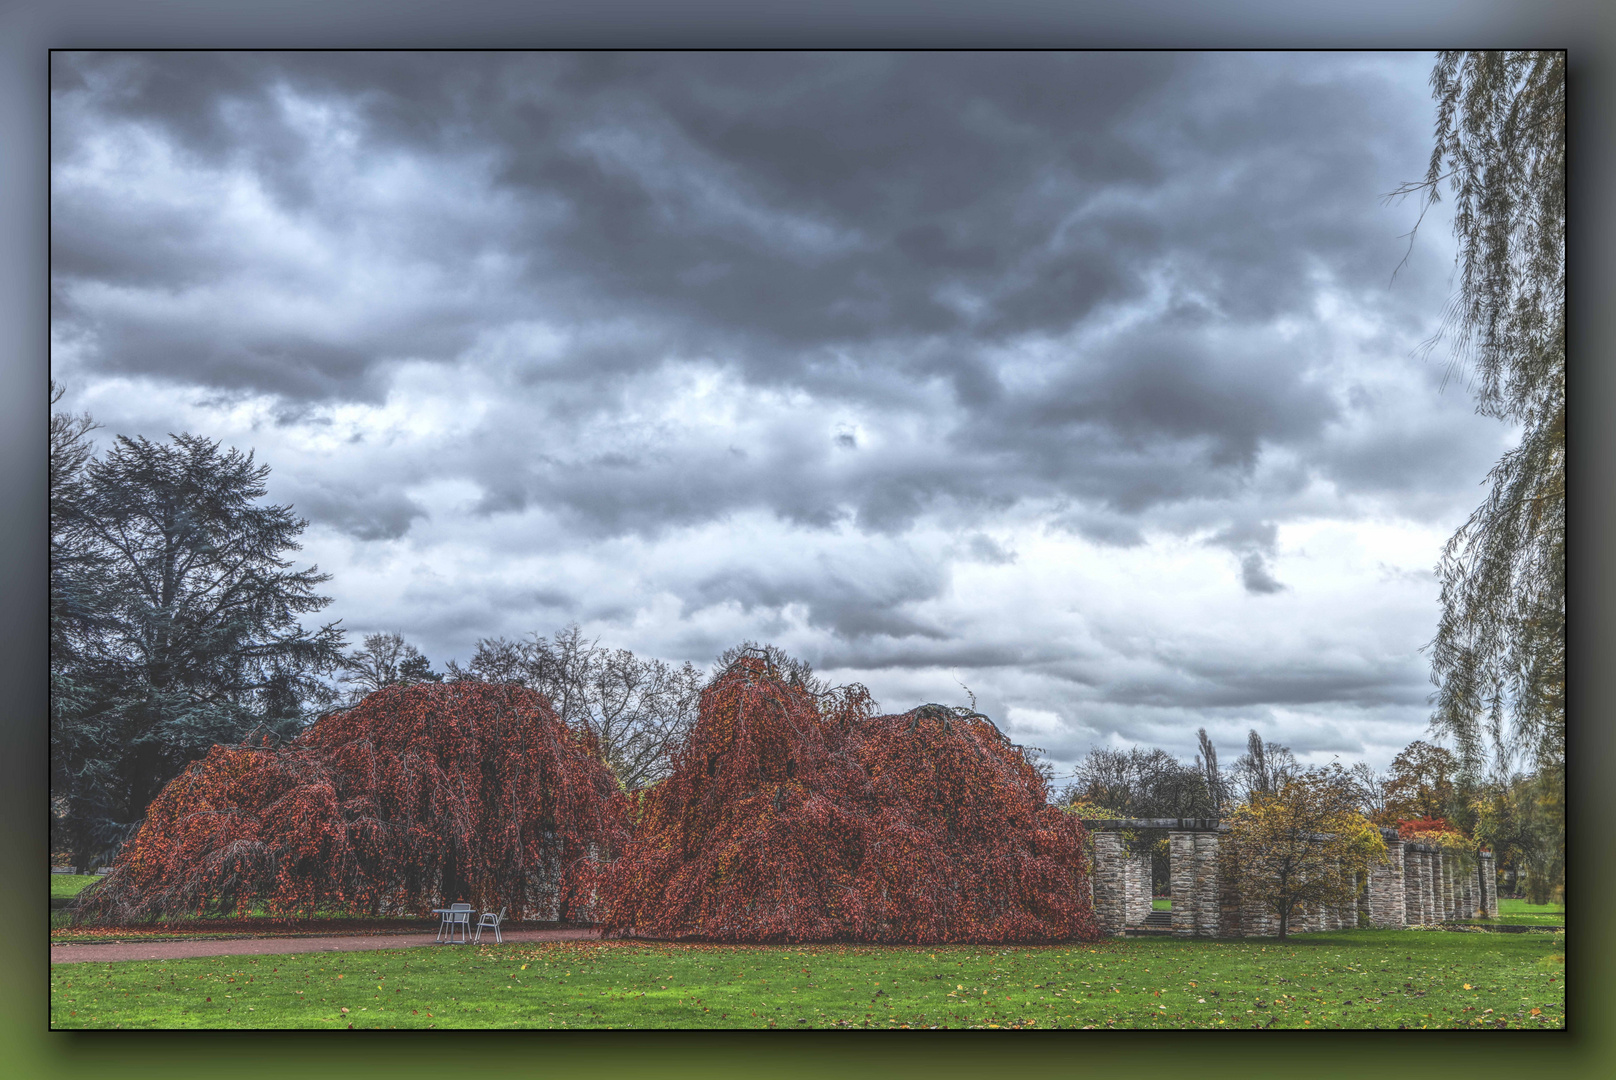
top-left (600, 654), bottom-right (1098, 943)
top-left (1397, 817), bottom-right (1453, 839)
top-left (75, 682), bottom-right (629, 924)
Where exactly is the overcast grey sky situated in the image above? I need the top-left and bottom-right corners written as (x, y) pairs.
top-left (49, 51), bottom-right (1512, 778)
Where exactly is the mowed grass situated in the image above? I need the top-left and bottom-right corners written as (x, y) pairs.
top-left (1459, 899), bottom-right (1565, 928)
top-left (52, 875), bottom-right (103, 900)
top-left (50, 929), bottom-right (1564, 1030)
top-left (1500, 899), bottom-right (1563, 915)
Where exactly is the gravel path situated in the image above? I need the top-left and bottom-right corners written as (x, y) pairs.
top-left (51, 927), bottom-right (601, 965)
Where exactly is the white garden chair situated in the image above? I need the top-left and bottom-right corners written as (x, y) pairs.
top-left (475, 905), bottom-right (507, 944)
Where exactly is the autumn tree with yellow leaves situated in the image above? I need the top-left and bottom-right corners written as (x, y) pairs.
top-left (1224, 766), bottom-right (1387, 939)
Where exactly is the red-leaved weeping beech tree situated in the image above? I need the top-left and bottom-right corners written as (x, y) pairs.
top-left (600, 650), bottom-right (1100, 943)
top-left (73, 681), bottom-right (630, 925)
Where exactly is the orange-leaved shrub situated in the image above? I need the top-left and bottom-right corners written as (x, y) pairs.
top-left (600, 652), bottom-right (1098, 943)
top-left (1397, 816), bottom-right (1473, 852)
top-left (73, 681), bottom-right (629, 925)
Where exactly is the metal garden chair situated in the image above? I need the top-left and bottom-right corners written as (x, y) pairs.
top-left (474, 905), bottom-right (507, 944)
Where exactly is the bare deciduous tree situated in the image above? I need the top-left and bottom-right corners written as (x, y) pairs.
top-left (340, 631), bottom-right (441, 702)
top-left (1062, 745), bottom-right (1216, 819)
top-left (448, 625), bottom-right (704, 791)
top-left (1230, 729), bottom-right (1299, 802)
top-left (1348, 761), bottom-right (1394, 827)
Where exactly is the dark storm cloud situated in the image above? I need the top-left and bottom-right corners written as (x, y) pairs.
top-left (964, 533), bottom-right (1016, 565)
top-left (50, 51), bottom-right (1496, 762)
top-left (1239, 553), bottom-right (1285, 594)
top-left (285, 481), bottom-right (426, 542)
top-left (1206, 519), bottom-right (1285, 594)
top-left (54, 51), bottom-right (1440, 436)
top-left (815, 636), bottom-right (1088, 676)
top-left (685, 558), bottom-right (950, 641)
top-left (1104, 652), bottom-right (1430, 710)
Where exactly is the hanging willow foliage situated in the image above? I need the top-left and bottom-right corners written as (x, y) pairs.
top-left (73, 681), bottom-right (629, 925)
top-left (600, 652), bottom-right (1098, 943)
top-left (1391, 51), bottom-right (1565, 779)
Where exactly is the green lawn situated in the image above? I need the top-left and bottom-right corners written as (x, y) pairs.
top-left (1493, 898), bottom-right (1557, 918)
top-left (1152, 898), bottom-right (1171, 911)
top-left (1458, 898), bottom-right (1565, 928)
top-left (1499, 899), bottom-right (1563, 916)
top-left (52, 874), bottom-right (103, 900)
top-left (50, 929), bottom-right (1564, 1030)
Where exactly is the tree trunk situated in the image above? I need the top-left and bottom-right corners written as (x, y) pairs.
top-left (1277, 904), bottom-right (1288, 939)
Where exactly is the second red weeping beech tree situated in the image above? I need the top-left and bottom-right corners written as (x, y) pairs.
top-left (601, 651), bottom-right (1098, 943)
top-left (74, 681), bottom-right (629, 925)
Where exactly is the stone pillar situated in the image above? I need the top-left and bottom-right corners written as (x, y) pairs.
top-left (1433, 853), bottom-right (1448, 922)
top-left (1415, 847), bottom-right (1428, 924)
top-left (1409, 847), bottom-right (1422, 924)
top-left (1170, 832), bottom-right (1197, 936)
top-left (1460, 861), bottom-right (1474, 919)
top-left (1411, 849), bottom-right (1427, 923)
top-left (1370, 838), bottom-right (1406, 928)
top-left (1407, 849), bottom-right (1423, 923)
top-left (1092, 831), bottom-right (1127, 936)
top-left (1194, 833), bottom-right (1219, 937)
top-left (1480, 852), bottom-right (1497, 917)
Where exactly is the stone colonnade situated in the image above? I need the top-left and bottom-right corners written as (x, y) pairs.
top-left (1084, 819), bottom-right (1495, 937)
